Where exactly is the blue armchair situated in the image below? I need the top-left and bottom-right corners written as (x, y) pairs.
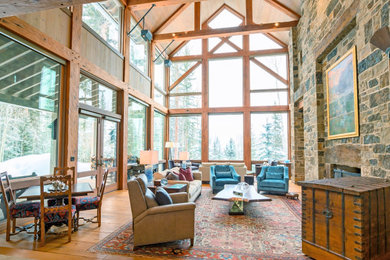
top-left (210, 165), bottom-right (240, 194)
top-left (257, 166), bottom-right (289, 194)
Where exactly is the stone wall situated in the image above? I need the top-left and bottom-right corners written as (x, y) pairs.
top-left (289, 0), bottom-right (390, 181)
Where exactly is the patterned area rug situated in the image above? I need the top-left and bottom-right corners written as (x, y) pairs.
top-left (89, 188), bottom-right (307, 259)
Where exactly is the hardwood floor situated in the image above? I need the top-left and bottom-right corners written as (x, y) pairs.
top-left (0, 182), bottom-right (301, 259)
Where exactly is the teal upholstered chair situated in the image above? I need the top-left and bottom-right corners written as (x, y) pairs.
top-left (210, 165), bottom-right (240, 194)
top-left (257, 166), bottom-right (289, 194)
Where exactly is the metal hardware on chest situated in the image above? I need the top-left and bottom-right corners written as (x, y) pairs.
top-left (322, 208), bottom-right (333, 219)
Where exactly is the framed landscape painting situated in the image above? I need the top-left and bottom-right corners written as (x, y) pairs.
top-left (326, 46), bottom-right (359, 140)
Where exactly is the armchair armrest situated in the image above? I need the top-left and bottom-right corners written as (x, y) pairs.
top-left (210, 166), bottom-right (216, 181)
top-left (283, 167), bottom-right (289, 181)
top-left (257, 166), bottom-right (267, 182)
top-left (170, 192), bottom-right (188, 203)
top-left (193, 171), bottom-right (202, 180)
top-left (229, 166), bottom-right (241, 181)
top-left (134, 202), bottom-right (195, 224)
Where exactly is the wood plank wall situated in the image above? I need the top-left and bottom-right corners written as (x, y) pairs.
top-left (0, 5), bottom-right (168, 190)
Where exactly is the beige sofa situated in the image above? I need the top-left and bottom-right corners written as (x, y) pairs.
top-left (154, 167), bottom-right (202, 202)
top-left (199, 162), bottom-right (247, 182)
top-left (127, 177), bottom-right (195, 247)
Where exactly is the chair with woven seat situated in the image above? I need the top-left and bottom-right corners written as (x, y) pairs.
top-left (0, 171), bottom-right (40, 241)
top-left (210, 165), bottom-right (241, 194)
top-left (39, 175), bottom-right (76, 245)
top-left (74, 169), bottom-right (109, 228)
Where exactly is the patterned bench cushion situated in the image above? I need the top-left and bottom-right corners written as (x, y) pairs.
top-left (11, 201), bottom-right (40, 218)
top-left (44, 205), bottom-right (76, 223)
top-left (73, 196), bottom-right (100, 211)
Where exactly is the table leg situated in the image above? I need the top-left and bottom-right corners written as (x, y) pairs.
top-left (229, 200), bottom-right (244, 215)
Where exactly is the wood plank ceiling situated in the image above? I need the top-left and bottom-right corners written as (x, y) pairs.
top-left (131, 0), bottom-right (301, 55)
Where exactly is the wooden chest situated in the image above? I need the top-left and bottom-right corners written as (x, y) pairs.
top-left (298, 177), bottom-right (390, 260)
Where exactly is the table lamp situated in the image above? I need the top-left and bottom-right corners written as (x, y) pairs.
top-left (179, 151), bottom-right (189, 169)
top-left (165, 141), bottom-right (175, 160)
top-left (140, 150), bottom-right (159, 184)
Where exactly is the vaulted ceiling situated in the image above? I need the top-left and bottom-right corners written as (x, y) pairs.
top-left (130, 0), bottom-right (301, 55)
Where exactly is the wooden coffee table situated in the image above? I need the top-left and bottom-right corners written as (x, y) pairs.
top-left (212, 184), bottom-right (271, 215)
top-left (148, 183), bottom-right (187, 194)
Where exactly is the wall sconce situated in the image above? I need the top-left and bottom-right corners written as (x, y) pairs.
top-left (370, 26), bottom-right (390, 57)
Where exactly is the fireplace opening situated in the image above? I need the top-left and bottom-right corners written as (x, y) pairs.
top-left (331, 165), bottom-right (361, 178)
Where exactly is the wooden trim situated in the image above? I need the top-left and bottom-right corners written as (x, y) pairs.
top-left (129, 0), bottom-right (205, 10)
top-left (243, 35), bottom-right (251, 169)
top-left (245, 0), bottom-right (253, 25)
top-left (194, 2), bottom-right (200, 31)
top-left (170, 55), bottom-right (202, 61)
top-left (250, 57), bottom-right (288, 85)
top-left (209, 37), bottom-right (229, 53)
top-left (250, 88), bottom-right (288, 93)
top-left (169, 61), bottom-right (201, 91)
top-left (0, 17), bottom-right (75, 61)
top-left (118, 89), bottom-right (128, 190)
top-left (123, 7), bottom-right (131, 83)
top-left (169, 105), bottom-right (289, 114)
top-left (154, 21), bottom-right (299, 41)
top-left (265, 32), bottom-right (288, 48)
top-left (226, 38), bottom-right (242, 51)
top-left (263, 0), bottom-right (301, 20)
top-left (153, 3), bottom-right (191, 34)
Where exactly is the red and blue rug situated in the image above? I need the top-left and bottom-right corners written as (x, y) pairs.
top-left (89, 188), bottom-right (307, 259)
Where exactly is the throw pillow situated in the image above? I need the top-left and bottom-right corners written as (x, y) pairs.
top-left (178, 172), bottom-right (186, 180)
top-left (215, 165), bottom-right (230, 172)
top-left (144, 188), bottom-right (158, 208)
top-left (166, 171), bottom-right (180, 180)
top-left (155, 187), bottom-right (173, 205)
top-left (180, 167), bottom-right (194, 181)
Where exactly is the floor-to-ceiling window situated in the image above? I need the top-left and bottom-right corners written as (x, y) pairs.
top-left (0, 33), bottom-right (63, 221)
top-left (127, 97), bottom-right (147, 159)
top-left (0, 33), bottom-right (61, 180)
top-left (169, 115), bottom-right (201, 160)
top-left (209, 114), bottom-right (244, 160)
top-left (153, 111), bottom-right (165, 161)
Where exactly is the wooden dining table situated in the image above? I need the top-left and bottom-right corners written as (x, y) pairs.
top-left (19, 182), bottom-right (94, 200)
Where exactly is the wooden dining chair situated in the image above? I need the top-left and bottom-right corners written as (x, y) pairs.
top-left (0, 171), bottom-right (40, 241)
top-left (54, 167), bottom-right (76, 184)
top-left (74, 169), bottom-right (109, 228)
top-left (39, 175), bottom-right (75, 245)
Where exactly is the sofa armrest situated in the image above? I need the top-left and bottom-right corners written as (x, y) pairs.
top-left (170, 192), bottom-right (189, 203)
top-left (134, 202), bottom-right (195, 224)
top-left (193, 171), bottom-right (202, 180)
top-left (257, 166), bottom-right (267, 182)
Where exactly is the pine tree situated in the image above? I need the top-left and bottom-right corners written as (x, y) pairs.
top-left (258, 120), bottom-right (273, 160)
top-left (270, 113), bottom-right (285, 160)
top-left (210, 137), bottom-right (222, 159)
top-left (224, 138), bottom-right (236, 160)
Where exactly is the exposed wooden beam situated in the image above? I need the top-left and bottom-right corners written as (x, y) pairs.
top-left (194, 2), bottom-right (200, 31)
top-left (168, 40), bottom-right (188, 58)
top-left (265, 32), bottom-right (287, 48)
top-left (263, 0), bottom-right (301, 20)
top-left (168, 105), bottom-right (289, 114)
top-left (0, 0), bottom-right (104, 18)
top-left (169, 61), bottom-right (201, 91)
top-left (154, 21), bottom-right (299, 42)
top-left (153, 3), bottom-right (191, 34)
top-left (245, 0), bottom-right (253, 25)
top-left (250, 57), bottom-right (288, 85)
top-left (209, 37), bottom-right (229, 54)
top-left (129, 0), bottom-right (204, 10)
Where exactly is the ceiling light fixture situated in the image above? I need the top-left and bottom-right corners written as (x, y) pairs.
top-left (127, 4), bottom-right (155, 42)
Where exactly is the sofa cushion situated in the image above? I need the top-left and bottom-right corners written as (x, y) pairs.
top-left (259, 179), bottom-right (285, 189)
top-left (188, 180), bottom-right (201, 198)
top-left (155, 187), bottom-right (173, 205)
top-left (215, 171), bottom-right (232, 179)
top-left (180, 167), bottom-right (194, 181)
top-left (166, 171), bottom-right (180, 180)
top-left (202, 162), bottom-right (215, 167)
top-left (216, 162), bottom-right (230, 165)
top-left (265, 171), bottom-right (283, 179)
top-left (215, 178), bottom-right (239, 186)
top-left (144, 188), bottom-right (158, 208)
top-left (230, 163), bottom-right (245, 167)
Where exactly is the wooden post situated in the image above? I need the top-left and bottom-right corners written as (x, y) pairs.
top-left (118, 90), bottom-right (129, 189)
top-left (201, 38), bottom-right (208, 163)
top-left (243, 35), bottom-right (251, 170)
top-left (64, 5), bottom-right (82, 171)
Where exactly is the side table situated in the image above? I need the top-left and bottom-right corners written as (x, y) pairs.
top-left (244, 174), bottom-right (255, 185)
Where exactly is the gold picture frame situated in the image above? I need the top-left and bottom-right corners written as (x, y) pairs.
top-left (326, 46), bottom-right (359, 140)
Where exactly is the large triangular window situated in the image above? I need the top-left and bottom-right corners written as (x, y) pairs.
top-left (208, 8), bottom-right (243, 29)
top-left (173, 39), bottom-right (202, 57)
